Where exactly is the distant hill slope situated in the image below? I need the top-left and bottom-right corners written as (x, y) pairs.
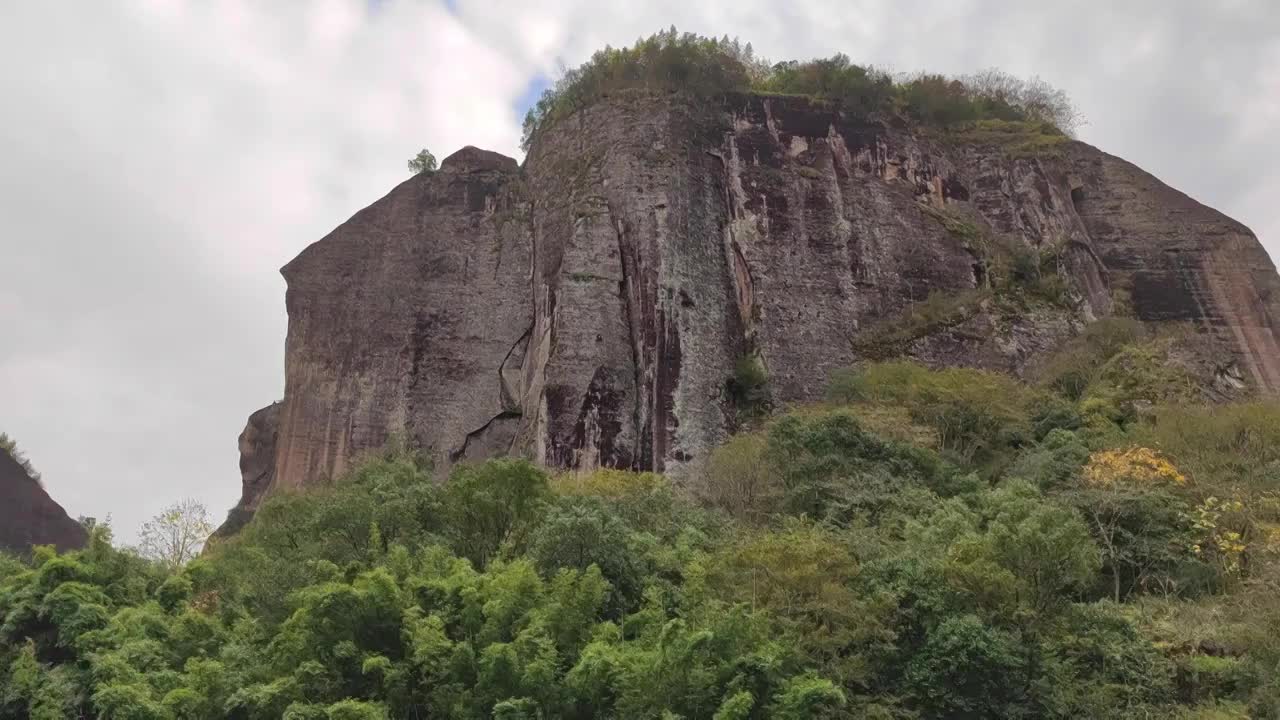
top-left (0, 448), bottom-right (86, 554)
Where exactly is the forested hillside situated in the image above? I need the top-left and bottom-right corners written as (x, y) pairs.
top-left (4, 320), bottom-right (1280, 718)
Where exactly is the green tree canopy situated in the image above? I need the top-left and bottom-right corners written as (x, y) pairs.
top-left (2, 354), bottom-right (1278, 718)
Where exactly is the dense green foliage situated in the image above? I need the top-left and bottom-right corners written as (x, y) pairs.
top-left (521, 28), bottom-right (1079, 150)
top-left (4, 324), bottom-right (1279, 718)
top-left (728, 354), bottom-right (771, 423)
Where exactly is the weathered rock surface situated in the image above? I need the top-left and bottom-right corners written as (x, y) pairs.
top-left (221, 93), bottom-right (1280, 530)
top-left (1067, 148), bottom-right (1280, 390)
top-left (0, 448), bottom-right (86, 554)
top-left (273, 147), bottom-right (531, 489)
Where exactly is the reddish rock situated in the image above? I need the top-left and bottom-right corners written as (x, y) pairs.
top-left (1068, 148), bottom-right (1280, 390)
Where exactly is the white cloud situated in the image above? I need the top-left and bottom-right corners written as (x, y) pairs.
top-left (0, 0), bottom-right (524, 540)
top-left (1, 0), bottom-right (1276, 543)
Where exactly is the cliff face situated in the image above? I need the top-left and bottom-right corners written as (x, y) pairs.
top-left (1067, 149), bottom-right (1280, 390)
top-left (0, 449), bottom-right (87, 554)
top-left (266, 147), bottom-right (531, 497)
top-left (222, 93), bottom-right (1280, 528)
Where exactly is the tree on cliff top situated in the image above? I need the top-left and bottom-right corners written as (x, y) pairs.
top-left (408, 148), bottom-right (437, 174)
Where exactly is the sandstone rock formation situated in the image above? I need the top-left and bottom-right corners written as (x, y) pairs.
top-left (0, 448), bottom-right (87, 554)
top-left (221, 93), bottom-right (1280, 531)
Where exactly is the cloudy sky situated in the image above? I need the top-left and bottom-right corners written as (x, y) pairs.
top-left (2, 0), bottom-right (1277, 542)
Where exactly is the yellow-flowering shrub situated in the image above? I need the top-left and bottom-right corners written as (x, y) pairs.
top-left (1265, 524), bottom-right (1280, 556)
top-left (1083, 447), bottom-right (1186, 488)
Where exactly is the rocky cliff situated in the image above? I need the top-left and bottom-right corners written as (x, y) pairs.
top-left (0, 448), bottom-right (87, 554)
top-left (223, 93), bottom-right (1280, 529)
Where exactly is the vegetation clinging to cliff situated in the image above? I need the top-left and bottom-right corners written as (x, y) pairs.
top-left (521, 28), bottom-right (1081, 150)
top-left (0, 433), bottom-right (40, 483)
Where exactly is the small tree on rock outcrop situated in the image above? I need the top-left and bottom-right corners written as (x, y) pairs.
top-left (408, 148), bottom-right (437, 174)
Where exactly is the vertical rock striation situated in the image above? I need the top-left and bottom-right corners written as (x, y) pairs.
top-left (220, 93), bottom-right (1280, 531)
top-left (518, 94), bottom-right (742, 477)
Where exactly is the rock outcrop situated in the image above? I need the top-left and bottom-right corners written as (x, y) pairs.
top-left (268, 146), bottom-right (532, 496)
top-left (212, 402), bottom-right (281, 538)
top-left (221, 93), bottom-right (1280, 530)
top-left (0, 448), bottom-right (87, 554)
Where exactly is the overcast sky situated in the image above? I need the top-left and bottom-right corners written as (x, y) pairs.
top-left (2, 1), bottom-right (1277, 543)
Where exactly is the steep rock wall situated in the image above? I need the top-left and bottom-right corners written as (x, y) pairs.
top-left (1067, 148), bottom-right (1280, 389)
top-left (221, 93), bottom-right (1280, 529)
top-left (518, 95), bottom-right (743, 476)
top-left (270, 147), bottom-right (531, 495)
